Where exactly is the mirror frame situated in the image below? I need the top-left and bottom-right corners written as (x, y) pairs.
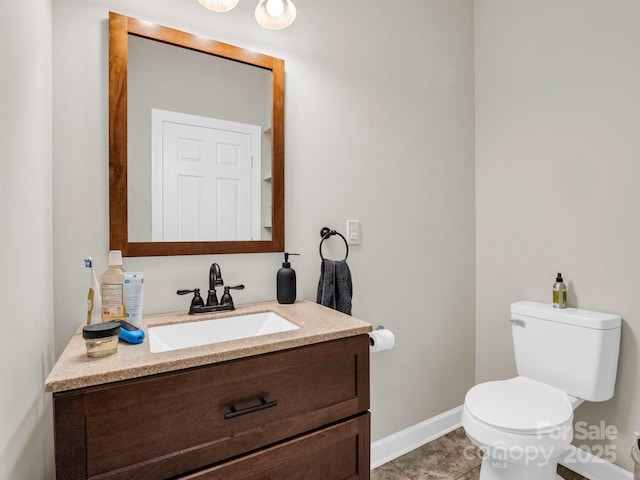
top-left (109, 12), bottom-right (285, 256)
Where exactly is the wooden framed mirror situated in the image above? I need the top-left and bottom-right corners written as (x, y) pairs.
top-left (109, 12), bottom-right (284, 256)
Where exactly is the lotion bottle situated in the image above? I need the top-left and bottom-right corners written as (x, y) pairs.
top-left (277, 253), bottom-right (299, 304)
top-left (100, 250), bottom-right (127, 322)
top-left (552, 272), bottom-right (567, 309)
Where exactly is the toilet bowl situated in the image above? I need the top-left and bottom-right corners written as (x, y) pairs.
top-left (462, 301), bottom-right (621, 480)
top-left (463, 376), bottom-right (574, 480)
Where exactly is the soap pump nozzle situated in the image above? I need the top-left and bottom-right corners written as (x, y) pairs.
top-left (282, 252), bottom-right (300, 268)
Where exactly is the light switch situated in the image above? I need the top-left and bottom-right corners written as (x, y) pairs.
top-left (346, 220), bottom-right (360, 245)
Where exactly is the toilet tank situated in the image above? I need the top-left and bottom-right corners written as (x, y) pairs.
top-left (511, 301), bottom-right (621, 402)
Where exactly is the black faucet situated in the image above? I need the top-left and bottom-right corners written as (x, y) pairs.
top-left (207, 263), bottom-right (224, 307)
top-left (177, 263), bottom-right (245, 315)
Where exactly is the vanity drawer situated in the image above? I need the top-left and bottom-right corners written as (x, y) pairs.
top-left (182, 413), bottom-right (370, 480)
top-left (54, 334), bottom-right (369, 480)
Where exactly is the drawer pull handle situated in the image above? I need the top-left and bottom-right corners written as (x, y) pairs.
top-left (224, 397), bottom-right (278, 419)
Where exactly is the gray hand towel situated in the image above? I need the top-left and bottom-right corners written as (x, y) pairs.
top-left (316, 259), bottom-right (352, 315)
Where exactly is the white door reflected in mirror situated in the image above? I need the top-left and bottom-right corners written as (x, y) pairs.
top-left (151, 109), bottom-right (261, 241)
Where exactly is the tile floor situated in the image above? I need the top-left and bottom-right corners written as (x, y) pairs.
top-left (371, 427), bottom-right (588, 480)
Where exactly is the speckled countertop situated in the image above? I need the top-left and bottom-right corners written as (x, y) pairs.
top-left (45, 299), bottom-right (371, 393)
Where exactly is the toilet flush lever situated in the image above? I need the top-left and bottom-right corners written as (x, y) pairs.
top-left (510, 318), bottom-right (526, 327)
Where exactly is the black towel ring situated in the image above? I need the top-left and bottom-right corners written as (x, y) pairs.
top-left (319, 227), bottom-right (349, 261)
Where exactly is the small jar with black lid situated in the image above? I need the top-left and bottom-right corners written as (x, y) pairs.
top-left (83, 321), bottom-right (121, 358)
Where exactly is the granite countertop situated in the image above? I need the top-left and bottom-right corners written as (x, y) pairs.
top-left (45, 299), bottom-right (372, 393)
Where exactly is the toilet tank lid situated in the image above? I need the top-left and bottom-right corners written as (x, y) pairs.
top-left (511, 301), bottom-right (621, 330)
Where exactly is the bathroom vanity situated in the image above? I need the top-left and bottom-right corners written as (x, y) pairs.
top-left (46, 300), bottom-right (371, 479)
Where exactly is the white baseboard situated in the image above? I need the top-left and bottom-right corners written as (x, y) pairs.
top-left (560, 444), bottom-right (633, 480)
top-left (370, 405), bottom-right (463, 469)
top-left (370, 406), bottom-right (634, 480)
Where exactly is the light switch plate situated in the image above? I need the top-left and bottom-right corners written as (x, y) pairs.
top-left (346, 220), bottom-right (360, 245)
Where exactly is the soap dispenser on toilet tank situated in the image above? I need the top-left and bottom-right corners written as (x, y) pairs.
top-left (553, 272), bottom-right (567, 308)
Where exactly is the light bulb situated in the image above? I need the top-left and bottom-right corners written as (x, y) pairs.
top-left (266, 0), bottom-right (284, 17)
top-left (255, 0), bottom-right (296, 30)
top-left (198, 0), bottom-right (239, 13)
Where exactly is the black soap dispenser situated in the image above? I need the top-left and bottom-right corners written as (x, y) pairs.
top-left (277, 252), bottom-right (299, 304)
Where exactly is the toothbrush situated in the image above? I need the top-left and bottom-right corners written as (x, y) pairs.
top-left (85, 257), bottom-right (102, 325)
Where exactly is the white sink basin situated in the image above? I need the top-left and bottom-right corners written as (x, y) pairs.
top-left (148, 311), bottom-right (299, 353)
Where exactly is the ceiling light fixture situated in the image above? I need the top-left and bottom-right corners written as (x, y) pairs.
top-left (198, 0), bottom-right (240, 13)
top-left (255, 0), bottom-right (296, 30)
top-left (197, 0), bottom-right (297, 30)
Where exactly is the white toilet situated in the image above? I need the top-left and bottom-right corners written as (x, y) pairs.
top-left (462, 301), bottom-right (621, 480)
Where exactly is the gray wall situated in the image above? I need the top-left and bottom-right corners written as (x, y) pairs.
top-left (475, 0), bottom-right (640, 471)
top-left (52, 0), bottom-right (476, 449)
top-left (1, 0), bottom-right (55, 478)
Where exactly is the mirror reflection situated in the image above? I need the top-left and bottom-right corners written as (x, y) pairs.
top-left (127, 35), bottom-right (273, 243)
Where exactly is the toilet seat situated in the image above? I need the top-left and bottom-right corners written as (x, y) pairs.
top-left (464, 376), bottom-right (573, 434)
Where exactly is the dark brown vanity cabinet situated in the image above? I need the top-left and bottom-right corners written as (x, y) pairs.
top-left (53, 335), bottom-right (370, 479)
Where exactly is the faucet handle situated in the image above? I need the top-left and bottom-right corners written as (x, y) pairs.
top-left (177, 288), bottom-right (196, 296)
top-left (177, 288), bottom-right (205, 314)
top-left (220, 284), bottom-right (244, 306)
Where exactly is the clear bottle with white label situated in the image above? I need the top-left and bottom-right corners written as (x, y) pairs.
top-left (100, 250), bottom-right (127, 322)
